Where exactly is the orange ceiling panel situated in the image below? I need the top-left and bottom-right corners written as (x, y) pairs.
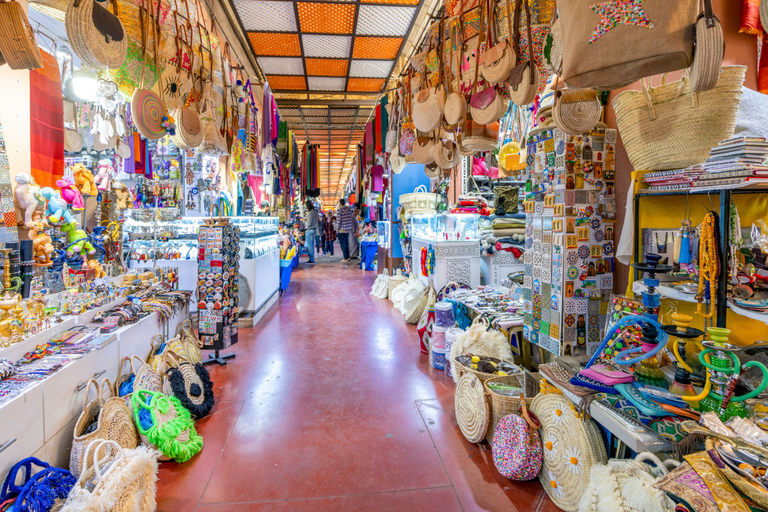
top-left (305, 58), bottom-right (348, 77)
top-left (267, 75), bottom-right (307, 90)
top-left (248, 33), bottom-right (302, 57)
top-left (347, 78), bottom-right (386, 91)
top-left (361, 0), bottom-right (419, 3)
top-left (352, 37), bottom-right (402, 59)
top-left (297, 3), bottom-right (355, 34)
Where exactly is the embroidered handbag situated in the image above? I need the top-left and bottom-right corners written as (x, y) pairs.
top-left (0, 458), bottom-right (76, 512)
top-left (0, 0), bottom-right (44, 70)
top-left (61, 440), bottom-right (159, 512)
top-left (558, 0), bottom-right (699, 90)
top-left (578, 364), bottom-right (634, 385)
top-left (163, 351), bottom-right (215, 420)
top-left (399, 125), bottom-right (416, 156)
top-left (132, 390), bottom-right (203, 463)
top-left (492, 395), bottom-right (543, 480)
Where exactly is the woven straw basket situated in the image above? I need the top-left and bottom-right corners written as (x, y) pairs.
top-left (613, 65), bottom-right (746, 171)
top-left (530, 392), bottom-right (607, 511)
top-left (400, 185), bottom-right (439, 216)
top-left (0, 1), bottom-right (44, 70)
top-left (455, 373), bottom-right (490, 444)
top-left (483, 374), bottom-right (525, 444)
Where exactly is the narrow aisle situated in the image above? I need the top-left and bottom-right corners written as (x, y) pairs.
top-left (156, 258), bottom-right (558, 512)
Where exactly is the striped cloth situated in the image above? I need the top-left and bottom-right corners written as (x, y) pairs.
top-left (30, 50), bottom-right (64, 188)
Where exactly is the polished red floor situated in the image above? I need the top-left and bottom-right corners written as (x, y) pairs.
top-left (156, 253), bottom-right (559, 511)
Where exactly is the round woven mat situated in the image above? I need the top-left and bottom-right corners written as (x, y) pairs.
top-left (530, 393), bottom-right (607, 511)
top-left (455, 373), bottom-right (489, 444)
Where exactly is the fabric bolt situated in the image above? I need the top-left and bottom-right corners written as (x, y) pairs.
top-left (29, 50), bottom-right (65, 188)
top-left (684, 451), bottom-right (750, 512)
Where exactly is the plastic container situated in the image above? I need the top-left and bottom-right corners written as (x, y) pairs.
top-left (444, 327), bottom-right (464, 378)
top-left (430, 345), bottom-right (447, 370)
top-left (432, 325), bottom-right (446, 350)
top-left (434, 301), bottom-right (455, 328)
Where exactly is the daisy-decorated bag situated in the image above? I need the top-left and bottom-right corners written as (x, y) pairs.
top-left (491, 394), bottom-right (543, 480)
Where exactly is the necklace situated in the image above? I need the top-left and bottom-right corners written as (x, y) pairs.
top-left (697, 211), bottom-right (718, 320)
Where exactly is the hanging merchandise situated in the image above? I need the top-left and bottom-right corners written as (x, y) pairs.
top-left (65, 0), bottom-right (128, 71)
top-left (0, 0), bottom-right (44, 70)
top-left (507, 0), bottom-right (539, 106)
top-left (480, 0), bottom-right (514, 84)
top-left (469, 0), bottom-right (504, 125)
top-left (131, 6), bottom-right (167, 141)
top-left (131, 390), bottom-right (203, 463)
top-left (552, 81), bottom-right (603, 136)
top-left (29, 50), bottom-right (65, 189)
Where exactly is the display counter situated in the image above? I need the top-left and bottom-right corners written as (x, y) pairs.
top-left (411, 213), bottom-right (481, 290)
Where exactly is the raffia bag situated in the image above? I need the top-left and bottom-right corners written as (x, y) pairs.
top-left (162, 351), bottom-right (214, 420)
top-left (434, 136), bottom-right (462, 169)
top-left (0, 1), bottom-right (44, 70)
top-left (558, 0), bottom-right (699, 90)
top-left (462, 115), bottom-right (499, 153)
top-left (613, 65), bottom-right (745, 171)
top-left (411, 133), bottom-right (436, 165)
top-left (70, 379), bottom-right (139, 479)
top-left (66, 0), bottom-right (128, 71)
top-left (131, 12), bottom-right (167, 141)
top-left (455, 373), bottom-right (490, 443)
top-left (689, 0), bottom-right (724, 93)
top-left (552, 86), bottom-right (602, 135)
top-left (61, 440), bottom-right (159, 512)
top-left (483, 373), bottom-right (525, 444)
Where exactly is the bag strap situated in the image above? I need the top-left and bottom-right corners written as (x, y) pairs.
top-left (519, 394), bottom-right (540, 430)
top-left (505, 0), bottom-right (513, 45)
top-left (77, 439), bottom-right (124, 489)
top-left (101, 377), bottom-right (115, 400)
top-left (702, 0), bottom-right (716, 28)
top-left (137, 5), bottom-right (150, 90)
top-left (470, 0), bottom-right (485, 98)
top-left (0, 458), bottom-right (50, 501)
top-left (82, 378), bottom-right (102, 412)
top-left (523, 0), bottom-right (534, 85)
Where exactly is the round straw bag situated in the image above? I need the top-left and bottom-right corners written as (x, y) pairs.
top-left (455, 373), bottom-right (490, 444)
top-left (61, 440), bottom-right (158, 512)
top-left (130, 15), bottom-right (166, 141)
top-left (163, 352), bottom-right (214, 420)
top-left (0, 0), bottom-right (44, 70)
top-left (411, 134), bottom-right (436, 165)
top-left (65, 128), bottom-right (83, 153)
top-left (689, 0), bottom-right (724, 93)
top-left (462, 115), bottom-right (499, 153)
top-left (483, 373), bottom-right (525, 444)
top-left (530, 392), bottom-right (607, 511)
top-left (434, 138), bottom-right (461, 169)
top-left (65, 0), bottom-right (127, 71)
top-left (552, 87), bottom-right (602, 135)
top-left (413, 88), bottom-right (442, 132)
top-left (509, 64), bottom-right (539, 106)
top-left (70, 379), bottom-right (139, 479)
top-left (480, 0), bottom-right (515, 84)
top-left (170, 105), bottom-right (203, 149)
top-left (445, 92), bottom-right (467, 125)
top-left (613, 65), bottom-right (746, 171)
top-left (471, 89), bottom-right (505, 125)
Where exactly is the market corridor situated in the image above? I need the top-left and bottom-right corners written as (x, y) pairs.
top-left (155, 260), bottom-right (558, 511)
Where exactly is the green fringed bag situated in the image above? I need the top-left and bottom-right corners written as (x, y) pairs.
top-left (131, 390), bottom-right (202, 463)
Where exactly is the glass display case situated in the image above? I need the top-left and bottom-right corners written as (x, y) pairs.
top-left (410, 213), bottom-right (480, 242)
top-left (377, 221), bottom-right (391, 249)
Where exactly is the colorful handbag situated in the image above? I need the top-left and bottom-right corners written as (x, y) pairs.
top-left (578, 364), bottom-right (634, 386)
top-left (492, 395), bottom-right (543, 480)
top-left (417, 305), bottom-right (435, 354)
top-left (132, 390), bottom-right (203, 463)
top-left (0, 458), bottom-right (77, 512)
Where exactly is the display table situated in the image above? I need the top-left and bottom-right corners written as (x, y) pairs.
top-left (359, 241), bottom-right (378, 271)
top-left (0, 307), bottom-right (186, 480)
top-left (412, 237), bottom-right (481, 290)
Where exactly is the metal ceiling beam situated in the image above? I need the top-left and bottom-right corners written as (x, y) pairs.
top-left (333, 106), bottom-right (360, 201)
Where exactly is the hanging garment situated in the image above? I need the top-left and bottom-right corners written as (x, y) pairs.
top-left (29, 50), bottom-right (64, 188)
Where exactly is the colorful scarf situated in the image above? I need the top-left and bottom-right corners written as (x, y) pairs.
top-left (29, 50), bottom-right (64, 188)
top-left (741, 0), bottom-right (768, 93)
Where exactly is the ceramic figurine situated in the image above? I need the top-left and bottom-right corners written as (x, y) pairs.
top-left (13, 173), bottom-right (44, 227)
top-left (72, 163), bottom-right (96, 196)
top-left (60, 221), bottom-right (96, 258)
top-left (40, 187), bottom-right (76, 225)
top-left (112, 181), bottom-right (133, 211)
top-left (56, 176), bottom-right (85, 210)
top-left (94, 159), bottom-right (113, 192)
top-left (28, 220), bottom-right (54, 267)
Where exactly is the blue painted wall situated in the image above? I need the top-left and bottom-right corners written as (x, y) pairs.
top-left (392, 164), bottom-right (429, 258)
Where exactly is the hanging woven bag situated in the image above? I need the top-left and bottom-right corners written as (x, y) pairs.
top-left (131, 390), bottom-right (203, 463)
top-left (130, 5), bottom-right (167, 141)
top-left (689, 0), bottom-right (724, 93)
top-left (507, 0), bottom-right (538, 106)
top-left (69, 378), bottom-right (139, 478)
top-left (61, 440), bottom-right (159, 512)
top-left (163, 351), bottom-right (214, 420)
top-left (0, 0), bottom-right (44, 70)
top-left (552, 82), bottom-right (602, 136)
top-left (65, 0), bottom-right (127, 71)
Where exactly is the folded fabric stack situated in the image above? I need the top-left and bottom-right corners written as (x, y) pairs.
top-left (491, 214), bottom-right (526, 237)
top-left (451, 195), bottom-right (490, 216)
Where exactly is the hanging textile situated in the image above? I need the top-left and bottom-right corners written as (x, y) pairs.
top-left (371, 164), bottom-right (384, 192)
top-left (375, 103), bottom-right (382, 154)
top-left (29, 50), bottom-right (64, 188)
top-left (364, 122), bottom-right (374, 166)
top-left (261, 83), bottom-right (272, 150)
top-left (0, 120), bottom-right (19, 242)
top-left (380, 96), bottom-right (388, 152)
top-left (741, 0), bottom-right (768, 93)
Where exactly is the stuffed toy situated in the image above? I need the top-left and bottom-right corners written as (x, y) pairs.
top-left (41, 187), bottom-right (77, 225)
top-left (28, 220), bottom-right (54, 267)
top-left (13, 173), bottom-right (44, 226)
top-left (93, 159), bottom-right (113, 192)
top-left (60, 221), bottom-right (96, 258)
top-left (73, 163), bottom-right (96, 196)
top-left (112, 181), bottom-right (133, 211)
top-left (86, 259), bottom-right (106, 278)
top-left (56, 176), bottom-right (85, 210)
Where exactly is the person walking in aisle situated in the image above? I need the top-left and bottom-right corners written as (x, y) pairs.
top-left (349, 208), bottom-right (361, 259)
top-left (324, 210), bottom-right (336, 256)
top-left (318, 213), bottom-right (328, 256)
top-left (335, 199), bottom-right (354, 262)
top-left (304, 201), bottom-right (319, 264)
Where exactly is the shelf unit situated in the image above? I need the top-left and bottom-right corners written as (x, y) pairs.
top-left (633, 186), bottom-right (766, 328)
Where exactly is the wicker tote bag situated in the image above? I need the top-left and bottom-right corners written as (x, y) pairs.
top-left (0, 1), bottom-right (44, 70)
top-left (612, 65), bottom-right (746, 171)
top-left (70, 379), bottom-right (139, 479)
top-left (131, 390), bottom-right (203, 463)
top-left (176, 318), bottom-right (203, 364)
top-left (558, 0), bottom-right (699, 90)
top-left (61, 440), bottom-right (159, 512)
top-left (162, 351), bottom-right (214, 420)
top-left (66, 0), bottom-right (128, 71)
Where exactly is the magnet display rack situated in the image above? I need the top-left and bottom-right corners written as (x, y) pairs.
top-left (633, 186), bottom-right (768, 328)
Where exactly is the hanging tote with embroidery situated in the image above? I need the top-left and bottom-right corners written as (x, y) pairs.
top-left (557, 0), bottom-right (700, 90)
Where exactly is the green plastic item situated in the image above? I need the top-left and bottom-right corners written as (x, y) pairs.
top-left (132, 390), bottom-right (203, 463)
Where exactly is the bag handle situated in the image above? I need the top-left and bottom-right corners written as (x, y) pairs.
top-left (522, 0), bottom-right (534, 85)
top-left (470, 0), bottom-right (485, 98)
top-left (81, 378), bottom-right (102, 412)
top-left (130, 354), bottom-right (146, 372)
top-left (77, 439), bottom-right (124, 489)
top-left (634, 452), bottom-right (673, 476)
top-left (0, 458), bottom-right (51, 501)
top-left (136, 5), bottom-right (151, 91)
top-left (519, 394), bottom-right (540, 430)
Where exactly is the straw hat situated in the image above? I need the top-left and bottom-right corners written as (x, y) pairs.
top-left (412, 88), bottom-right (441, 132)
top-left (389, 151), bottom-right (406, 174)
top-left (530, 393), bottom-right (607, 511)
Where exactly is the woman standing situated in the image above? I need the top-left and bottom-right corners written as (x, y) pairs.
top-left (324, 210), bottom-right (336, 256)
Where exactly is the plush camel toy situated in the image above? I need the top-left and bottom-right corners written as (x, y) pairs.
top-left (40, 187), bottom-right (77, 226)
top-left (56, 177), bottom-right (85, 210)
top-left (13, 173), bottom-right (44, 227)
top-left (60, 221), bottom-right (96, 258)
top-left (93, 159), bottom-right (113, 192)
top-left (87, 259), bottom-right (106, 279)
top-left (112, 181), bottom-right (133, 211)
top-left (73, 163), bottom-right (96, 196)
top-left (27, 220), bottom-right (54, 267)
